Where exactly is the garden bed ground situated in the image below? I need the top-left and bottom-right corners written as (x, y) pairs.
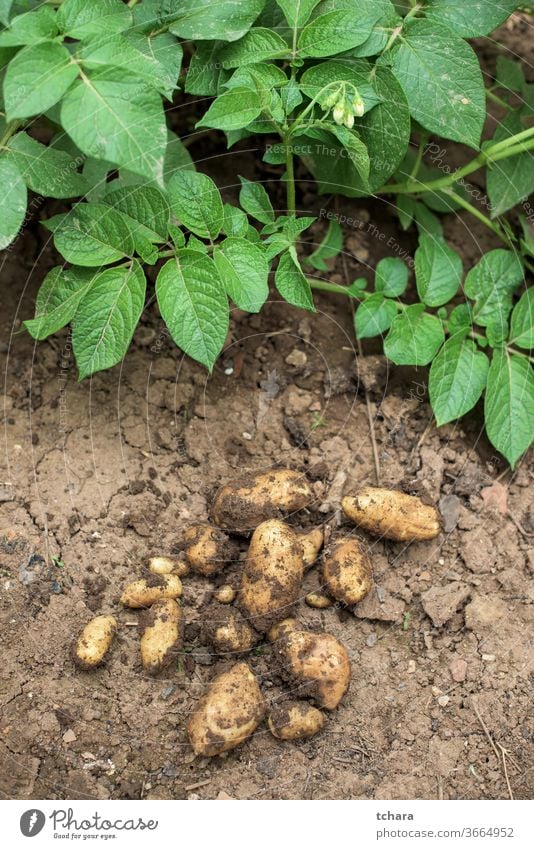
top-left (1, 17), bottom-right (533, 802)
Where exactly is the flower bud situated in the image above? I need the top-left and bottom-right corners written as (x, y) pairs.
top-left (352, 93), bottom-right (365, 118)
top-left (333, 102), bottom-right (345, 125)
top-left (344, 109), bottom-right (355, 129)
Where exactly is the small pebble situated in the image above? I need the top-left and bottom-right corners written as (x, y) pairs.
top-left (224, 367), bottom-right (234, 376)
top-left (449, 658), bottom-right (468, 682)
top-left (407, 660), bottom-right (416, 674)
top-left (63, 729), bottom-right (77, 743)
top-left (482, 654), bottom-right (496, 662)
top-left (285, 349), bottom-right (307, 367)
top-left (366, 633), bottom-right (378, 647)
top-left (431, 686), bottom-right (442, 697)
top-left (242, 432), bottom-right (252, 440)
top-left (437, 695), bottom-right (450, 707)
top-left (161, 685), bottom-right (176, 700)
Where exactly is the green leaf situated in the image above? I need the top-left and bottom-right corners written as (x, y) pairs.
top-left (375, 256), bottom-right (408, 297)
top-left (0, 7), bottom-right (58, 46)
top-left (414, 202), bottom-right (443, 237)
top-left (102, 185), bottom-right (170, 242)
top-left (214, 237), bottom-right (269, 313)
top-left (275, 0), bottom-right (321, 27)
top-left (297, 9), bottom-right (381, 58)
top-left (3, 42), bottom-right (79, 120)
top-left (495, 56), bottom-right (524, 93)
top-left (220, 28), bottom-right (290, 68)
top-left (5, 132), bottom-right (87, 198)
top-left (239, 176), bottom-right (275, 224)
top-left (396, 195), bottom-right (415, 231)
top-left (510, 288), bottom-right (534, 349)
top-left (24, 266), bottom-right (97, 340)
top-left (156, 250), bottom-right (229, 370)
top-left (464, 249), bottom-right (524, 328)
top-left (424, 0), bottom-right (517, 38)
top-left (485, 349), bottom-right (534, 467)
top-left (384, 304), bottom-right (445, 365)
top-left (197, 86), bottom-right (262, 131)
top-left (415, 235), bottom-right (463, 308)
top-left (166, 0), bottom-right (265, 42)
top-left (385, 19), bottom-right (485, 149)
top-left (305, 218), bottom-right (342, 270)
top-left (448, 303), bottom-right (473, 334)
top-left (164, 130), bottom-right (195, 184)
top-left (60, 68), bottom-right (167, 183)
top-left (328, 124), bottom-right (370, 186)
top-left (222, 204), bottom-right (249, 237)
top-left (57, 0), bottom-right (132, 40)
top-left (0, 0), bottom-right (13, 27)
top-left (275, 250), bottom-right (316, 312)
top-left (0, 158), bottom-right (26, 250)
top-left (126, 31), bottom-right (183, 100)
top-left (73, 261), bottom-right (146, 380)
top-left (355, 294), bottom-right (398, 339)
top-left (348, 2), bottom-right (401, 57)
top-left (487, 110), bottom-right (534, 218)
top-left (167, 171), bottom-right (223, 240)
top-left (429, 336), bottom-right (489, 425)
top-left (185, 41), bottom-right (224, 95)
top-left (48, 203), bottom-right (134, 267)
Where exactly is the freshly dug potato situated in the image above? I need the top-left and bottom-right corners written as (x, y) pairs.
top-left (120, 574), bottom-right (182, 608)
top-left (73, 615), bottom-right (116, 670)
top-left (211, 469), bottom-right (313, 534)
top-left (203, 603), bottom-right (258, 654)
top-left (183, 523), bottom-right (238, 576)
top-left (268, 701), bottom-right (325, 741)
top-left (297, 527), bottom-right (324, 569)
top-left (267, 618), bottom-right (300, 644)
top-left (274, 629), bottom-right (351, 710)
top-left (322, 536), bottom-right (372, 605)
top-left (213, 584), bottom-right (236, 604)
top-left (239, 520), bottom-right (303, 632)
top-left (187, 662), bottom-right (266, 756)
top-left (139, 599), bottom-right (182, 675)
top-left (148, 556), bottom-right (189, 577)
top-left (305, 592), bottom-right (333, 609)
top-left (342, 487), bottom-right (442, 541)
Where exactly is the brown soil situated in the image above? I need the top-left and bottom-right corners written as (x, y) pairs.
top-left (1, 16), bottom-right (533, 802)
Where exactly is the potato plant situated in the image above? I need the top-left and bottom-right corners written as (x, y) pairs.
top-left (0, 0), bottom-right (532, 466)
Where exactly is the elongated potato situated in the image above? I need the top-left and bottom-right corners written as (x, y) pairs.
top-left (305, 592), bottom-right (333, 609)
top-left (274, 629), bottom-right (351, 710)
top-left (267, 618), bottom-right (300, 644)
top-left (239, 520), bottom-right (303, 632)
top-left (211, 469), bottom-right (313, 534)
top-left (183, 523), bottom-right (238, 576)
top-left (73, 615), bottom-right (116, 670)
top-left (322, 536), bottom-right (372, 605)
top-left (139, 599), bottom-right (182, 675)
top-left (149, 556), bottom-right (189, 577)
top-left (342, 487), bottom-right (442, 541)
top-left (268, 701), bottom-right (325, 741)
top-left (187, 662), bottom-right (266, 756)
top-left (297, 527), bottom-right (324, 569)
top-left (203, 603), bottom-right (259, 654)
top-left (120, 574), bottom-right (182, 608)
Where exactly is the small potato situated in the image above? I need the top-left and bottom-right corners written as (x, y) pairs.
top-left (148, 556), bottom-right (189, 577)
top-left (268, 701), bottom-right (325, 741)
top-left (267, 618), bottom-right (300, 644)
top-left (239, 520), bottom-right (303, 632)
top-left (322, 536), bottom-right (372, 605)
top-left (187, 662), bottom-right (266, 756)
top-left (305, 592), bottom-right (333, 609)
top-left (213, 584), bottom-right (237, 604)
top-left (183, 523), bottom-right (238, 577)
top-left (203, 603), bottom-right (258, 654)
top-left (139, 599), bottom-right (182, 675)
top-left (274, 629), bottom-right (351, 710)
top-left (297, 527), bottom-right (324, 569)
top-left (120, 574), bottom-right (182, 608)
top-left (73, 615), bottom-right (116, 670)
top-left (211, 469), bottom-right (313, 534)
top-left (342, 487), bottom-right (442, 541)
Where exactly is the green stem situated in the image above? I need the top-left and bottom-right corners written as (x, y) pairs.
top-left (308, 278), bottom-right (368, 298)
top-left (445, 189), bottom-right (512, 246)
top-left (0, 119), bottom-right (22, 148)
top-left (285, 139), bottom-right (296, 215)
top-left (486, 89), bottom-right (511, 110)
top-left (409, 133), bottom-right (428, 181)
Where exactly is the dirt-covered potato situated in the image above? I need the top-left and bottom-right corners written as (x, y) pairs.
top-left (73, 615), bottom-right (117, 670)
top-left (211, 469), bottom-right (313, 534)
top-left (213, 584), bottom-right (236, 604)
top-left (267, 618), bottom-right (300, 644)
top-left (342, 487), bottom-right (442, 541)
top-left (274, 629), bottom-right (351, 710)
top-left (139, 599), bottom-right (182, 675)
top-left (297, 527), bottom-right (324, 569)
top-left (239, 519), bottom-right (303, 632)
top-left (305, 592), bottom-right (333, 609)
top-left (187, 662), bottom-right (266, 756)
top-left (268, 701), bottom-right (325, 741)
top-left (183, 523), bottom-right (238, 576)
top-left (120, 574), bottom-right (182, 608)
top-left (148, 556), bottom-right (189, 577)
top-left (203, 603), bottom-right (258, 654)
top-left (322, 536), bottom-right (372, 605)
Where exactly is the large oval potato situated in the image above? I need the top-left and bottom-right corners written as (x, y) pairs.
top-left (268, 701), bottom-right (325, 741)
top-left (203, 603), bottom-right (259, 655)
top-left (139, 599), bottom-right (182, 675)
top-left (120, 574), bottom-right (182, 608)
top-left (73, 615), bottom-right (117, 670)
top-left (322, 536), bottom-right (373, 605)
top-left (239, 520), bottom-right (304, 632)
top-left (297, 527), bottom-right (324, 569)
top-left (183, 523), bottom-right (239, 577)
top-left (187, 662), bottom-right (266, 756)
top-left (211, 469), bottom-right (313, 534)
top-left (274, 629), bottom-right (351, 710)
top-left (342, 487), bottom-right (441, 541)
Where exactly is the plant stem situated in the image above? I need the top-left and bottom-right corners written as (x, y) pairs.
top-left (486, 89), bottom-right (511, 110)
top-left (285, 139), bottom-right (296, 215)
top-left (445, 189), bottom-right (512, 246)
top-left (308, 278), bottom-right (366, 298)
top-left (409, 133), bottom-right (428, 180)
top-left (0, 119), bottom-right (22, 148)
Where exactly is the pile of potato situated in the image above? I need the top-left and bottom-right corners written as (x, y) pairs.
top-left (72, 471), bottom-right (441, 757)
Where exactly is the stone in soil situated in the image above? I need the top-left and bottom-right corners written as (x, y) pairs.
top-left (421, 581), bottom-right (471, 628)
top-left (464, 596), bottom-right (508, 632)
top-left (353, 587), bottom-right (405, 623)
